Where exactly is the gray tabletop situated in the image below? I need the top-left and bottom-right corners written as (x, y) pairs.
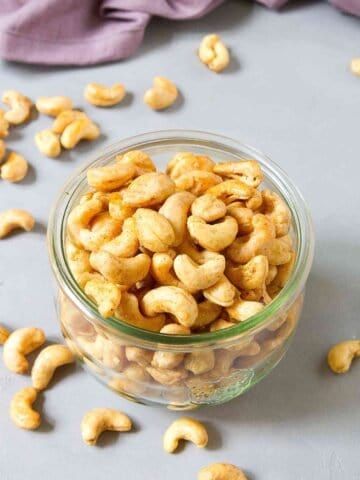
top-left (1, 1), bottom-right (360, 478)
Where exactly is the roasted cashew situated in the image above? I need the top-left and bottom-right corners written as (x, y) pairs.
top-left (198, 33), bottom-right (229, 72)
top-left (67, 198), bottom-right (104, 247)
top-left (84, 83), bottom-right (126, 107)
top-left (193, 300), bottom-right (222, 329)
top-left (191, 194), bottom-right (226, 222)
top-left (134, 208), bottom-right (175, 253)
top-left (152, 323), bottom-right (190, 370)
top-left (259, 235), bottom-right (293, 265)
top-left (269, 252), bottom-right (295, 289)
top-left (90, 250), bottom-right (151, 285)
top-left (226, 204), bottom-right (254, 235)
top-left (141, 286), bottom-right (198, 328)
top-left (61, 118), bottom-right (100, 149)
top-left (116, 150), bottom-right (156, 176)
top-left (81, 408), bottom-right (132, 446)
top-left (35, 96), bottom-right (73, 116)
top-left (187, 215), bottom-right (238, 252)
top-left (3, 327), bottom-right (45, 373)
top-left (115, 292), bottom-right (165, 332)
top-left (144, 76), bottom-right (178, 110)
top-left (146, 366), bottom-right (188, 385)
top-left (175, 170), bottom-right (222, 196)
top-left (10, 387), bottom-right (41, 430)
top-left (0, 152), bottom-right (28, 182)
top-left (159, 191), bottom-right (196, 246)
top-left (261, 189), bottom-right (291, 237)
top-left (2, 90), bottom-right (32, 124)
top-left (87, 161), bottom-right (135, 192)
top-left (79, 211), bottom-right (123, 251)
top-left (34, 129), bottom-right (61, 158)
top-left (327, 341), bottom-right (360, 374)
top-left (0, 325), bottom-right (10, 343)
top-left (184, 350), bottom-right (215, 375)
top-left (226, 255), bottom-right (269, 290)
top-left (167, 152), bottom-right (214, 179)
top-left (173, 253), bottom-right (225, 291)
top-left (0, 209), bottom-right (35, 239)
top-left (111, 363), bottom-right (150, 395)
top-left (226, 299), bottom-right (264, 322)
top-left (198, 463), bottom-right (247, 480)
top-left (151, 251), bottom-right (185, 289)
top-left (108, 192), bottom-right (135, 222)
top-left (51, 109), bottom-right (88, 134)
top-left (209, 318), bottom-right (235, 331)
top-left (31, 344), bottom-right (74, 390)
top-left (266, 264), bottom-right (278, 285)
top-left (122, 172), bottom-right (175, 207)
top-left (206, 179), bottom-right (256, 207)
top-left (163, 417), bottom-right (208, 453)
top-left (102, 338), bottom-right (126, 371)
top-left (85, 278), bottom-right (122, 318)
top-left (125, 346), bottom-right (154, 366)
top-left (214, 159), bottom-right (263, 187)
top-left (0, 109), bottom-right (9, 137)
top-left (261, 315), bottom-right (296, 353)
top-left (203, 275), bottom-right (237, 307)
top-left (101, 217), bottom-right (139, 258)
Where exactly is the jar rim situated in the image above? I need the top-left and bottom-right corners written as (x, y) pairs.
top-left (47, 129), bottom-right (314, 347)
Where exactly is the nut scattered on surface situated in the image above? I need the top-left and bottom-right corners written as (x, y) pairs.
top-left (350, 58), bottom-right (360, 76)
top-left (35, 129), bottom-right (61, 157)
top-left (81, 408), bottom-right (132, 445)
top-left (0, 109), bottom-right (9, 138)
top-left (10, 387), bottom-right (41, 430)
top-left (163, 417), bottom-right (208, 453)
top-left (144, 76), bottom-right (178, 110)
top-left (0, 209), bottom-right (35, 239)
top-left (2, 90), bottom-right (32, 125)
top-left (3, 327), bottom-right (45, 373)
top-left (61, 118), bottom-right (100, 149)
top-left (198, 463), bottom-right (248, 480)
top-left (84, 83), bottom-right (126, 107)
top-left (0, 152), bottom-right (28, 182)
top-left (0, 325), bottom-right (10, 344)
top-left (31, 344), bottom-right (74, 390)
top-left (35, 96), bottom-right (73, 116)
top-left (198, 34), bottom-right (230, 72)
top-left (327, 340), bottom-right (360, 373)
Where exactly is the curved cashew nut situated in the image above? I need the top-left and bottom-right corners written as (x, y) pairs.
top-left (0, 109), bottom-right (9, 138)
top-left (0, 209), bottom-right (34, 239)
top-left (110, 363), bottom-right (150, 395)
top-left (144, 76), bottom-right (178, 110)
top-left (214, 160), bottom-right (263, 188)
top-left (203, 275), bottom-right (237, 307)
top-left (67, 198), bottom-right (103, 247)
top-left (207, 179), bottom-right (261, 209)
top-left (187, 215), bottom-right (238, 252)
top-left (35, 96), bottom-right (73, 116)
top-left (198, 463), bottom-right (247, 480)
top-left (2, 90), bottom-right (32, 125)
top-left (167, 152), bottom-right (215, 179)
top-left (193, 300), bottom-right (222, 329)
top-left (266, 264), bottom-right (278, 285)
top-left (226, 204), bottom-right (254, 235)
top-left (191, 194), bottom-right (226, 222)
top-left (85, 278), bottom-right (122, 318)
top-left (146, 366), bottom-right (188, 385)
top-left (225, 255), bottom-right (269, 290)
top-left (0, 325), bottom-right (10, 343)
top-left (116, 150), bottom-right (156, 176)
top-left (81, 408), bottom-right (132, 446)
top-left (226, 299), bottom-right (264, 322)
top-left (134, 208), bottom-right (176, 253)
top-left (84, 83), bottom-right (126, 107)
top-left (61, 118), bottom-right (100, 149)
top-left (125, 346), bottom-right (154, 366)
top-left (175, 170), bottom-right (222, 196)
top-left (141, 286), bottom-right (198, 328)
top-left (10, 387), bottom-right (41, 430)
top-left (122, 172), bottom-right (175, 207)
top-left (327, 341), bottom-right (360, 374)
top-left (79, 211), bottom-right (123, 251)
top-left (31, 344), bottom-right (74, 390)
top-left (159, 191), bottom-right (196, 246)
top-left (261, 189), bottom-right (291, 237)
top-left (151, 251), bottom-right (185, 289)
top-left (3, 327), bottom-right (45, 374)
top-left (51, 109), bottom-right (88, 134)
top-left (152, 323), bottom-right (191, 370)
top-left (163, 417), bottom-right (208, 453)
top-left (259, 235), bottom-right (293, 266)
top-left (108, 192), bottom-right (135, 222)
top-left (184, 350), bottom-right (215, 375)
top-left (102, 217), bottom-right (139, 258)
top-left (115, 292), bottom-right (165, 332)
top-left (210, 318), bottom-right (235, 331)
top-left (87, 161), bottom-right (135, 192)
top-left (173, 253), bottom-right (225, 291)
top-left (90, 250), bottom-right (151, 285)
top-left (35, 129), bottom-right (61, 158)
top-left (198, 34), bottom-right (230, 72)
top-left (0, 152), bottom-right (28, 182)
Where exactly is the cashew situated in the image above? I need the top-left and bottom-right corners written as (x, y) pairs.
top-left (159, 191), bottom-right (196, 245)
top-left (163, 417), bottom-right (208, 453)
top-left (261, 314), bottom-right (297, 353)
top-left (269, 252), bottom-right (295, 288)
top-left (146, 366), bottom-right (188, 385)
top-left (67, 198), bottom-right (103, 247)
top-left (0, 209), bottom-right (35, 239)
top-left (191, 194), bottom-right (226, 222)
top-left (34, 129), bottom-right (61, 158)
top-left (81, 408), bottom-right (132, 446)
top-left (0, 139), bottom-right (5, 161)
top-left (214, 160), bottom-right (263, 188)
top-left (85, 278), bottom-right (122, 318)
top-left (142, 286), bottom-right (198, 328)
top-left (151, 251), bottom-right (186, 288)
top-left (125, 346), bottom-right (154, 366)
top-left (203, 275), bottom-right (237, 307)
top-left (10, 387), bottom-right (41, 430)
top-left (84, 83), bottom-right (126, 107)
top-left (0, 109), bottom-right (9, 137)
top-left (87, 162), bottom-right (135, 192)
top-left (226, 299), bottom-right (264, 322)
top-left (209, 318), bottom-right (235, 331)
top-left (184, 350), bottom-right (215, 374)
top-left (79, 211), bottom-right (123, 251)
top-left (161, 323), bottom-right (191, 335)
top-left (266, 264), bottom-right (278, 285)
top-left (173, 253), bottom-right (225, 291)
top-left (0, 152), bottom-right (28, 182)
top-left (115, 292), bottom-right (165, 332)
top-left (187, 215), bottom-right (238, 252)
top-left (193, 300), bottom-right (222, 329)
top-left (261, 189), bottom-right (291, 237)
top-left (198, 34), bottom-right (230, 72)
top-left (0, 325), bottom-right (10, 343)
top-left (108, 192), bottom-right (135, 222)
top-left (101, 217), bottom-right (139, 258)
top-left (144, 76), bottom-right (178, 110)
top-left (175, 170), bottom-right (222, 196)
top-left (226, 255), bottom-right (269, 290)
top-left (90, 250), bottom-right (151, 285)
top-left (61, 118), bottom-right (100, 149)
top-left (152, 323), bottom-right (190, 369)
top-left (116, 149), bottom-right (156, 176)
top-left (35, 96), bottom-right (73, 116)
top-left (134, 208), bottom-right (175, 253)
top-left (198, 463), bottom-right (247, 480)
top-left (3, 327), bottom-right (45, 373)
top-left (206, 179), bottom-right (255, 204)
top-left (102, 338), bottom-right (126, 371)
top-left (111, 363), bottom-right (151, 395)
top-left (2, 90), bottom-right (32, 124)
top-left (258, 235), bottom-right (293, 265)
top-left (226, 204), bottom-right (254, 235)
top-left (122, 172), bottom-right (175, 207)
top-left (167, 152), bottom-right (215, 179)
top-left (51, 109), bottom-right (88, 134)
top-left (327, 341), bottom-right (360, 374)
top-left (31, 344), bottom-right (74, 390)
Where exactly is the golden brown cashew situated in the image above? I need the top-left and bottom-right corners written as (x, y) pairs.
top-left (51, 109), bottom-right (88, 134)
top-left (184, 350), bottom-right (215, 375)
top-left (203, 275), bottom-right (237, 307)
top-left (84, 83), bottom-right (126, 107)
top-left (87, 161), bottom-right (135, 192)
top-left (175, 170), bottom-right (222, 196)
top-left (187, 215), bottom-right (238, 252)
top-left (10, 387), bottom-right (41, 430)
top-left (269, 252), bottom-right (295, 289)
top-left (108, 192), bottom-right (135, 222)
top-left (134, 208), bottom-right (175, 253)
top-left (115, 292), bottom-right (165, 332)
top-left (0, 152), bottom-right (28, 182)
top-left (191, 194), bottom-right (227, 222)
top-left (209, 318), bottom-right (235, 331)
top-left (198, 463), bottom-right (248, 480)
top-left (327, 341), bottom-right (360, 373)
top-left (144, 76), bottom-right (178, 110)
top-left (173, 253), bottom-right (225, 291)
top-left (61, 118), bottom-right (100, 149)
top-left (0, 325), bottom-right (10, 343)
top-left (34, 129), bottom-right (61, 158)
top-left (151, 251), bottom-right (186, 289)
top-left (152, 323), bottom-right (190, 369)
top-left (0, 109), bottom-right (9, 137)
top-left (214, 160), bottom-right (263, 188)
top-left (2, 90), bottom-right (32, 124)
top-left (79, 211), bottom-right (123, 251)
top-left (85, 278), bottom-right (122, 318)
top-left (164, 417), bottom-right (208, 453)
top-left (31, 344), bottom-right (74, 390)
top-left (122, 172), bottom-right (175, 207)
top-left (198, 34), bottom-right (230, 72)
top-left (166, 152), bottom-right (215, 179)
top-left (35, 96), bottom-right (73, 116)
top-left (159, 191), bottom-right (196, 246)
top-left (206, 179), bottom-right (255, 204)
top-left (81, 408), bottom-right (132, 446)
top-left (146, 366), bottom-right (188, 385)
top-left (116, 150), bottom-right (156, 176)
top-left (225, 255), bottom-right (269, 290)
top-left (193, 300), bottom-right (222, 329)
top-left (226, 204), bottom-right (254, 235)
top-left (259, 235), bottom-right (293, 265)
top-left (261, 189), bottom-right (291, 237)
top-left (141, 286), bottom-right (198, 328)
top-left (125, 346), bottom-right (154, 366)
top-left (101, 217), bottom-right (139, 258)
top-left (226, 299), bottom-right (264, 322)
top-left (3, 327), bottom-right (45, 374)
top-left (67, 198), bottom-right (104, 247)
top-left (0, 209), bottom-right (35, 239)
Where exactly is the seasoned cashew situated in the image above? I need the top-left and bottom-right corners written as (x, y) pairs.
top-left (35, 96), bottom-right (73, 116)
top-left (3, 327), bottom-right (45, 373)
top-left (122, 172), bottom-right (175, 207)
top-left (81, 408), bottom-right (132, 446)
top-left (261, 189), bottom-right (291, 237)
top-left (61, 118), bottom-right (100, 149)
top-left (198, 34), bottom-right (230, 72)
top-left (0, 109), bottom-right (9, 137)
top-left (167, 152), bottom-right (215, 179)
top-left (108, 192), bottom-right (135, 222)
top-left (266, 264), bottom-right (278, 285)
top-left (146, 366), bottom-right (188, 385)
top-left (226, 299), bottom-right (264, 322)
top-left (0, 209), bottom-right (35, 239)
top-left (79, 211), bottom-right (123, 251)
top-left (85, 278), bottom-right (122, 318)
top-left (184, 350), bottom-right (215, 375)
top-left (152, 323), bottom-right (190, 369)
top-left (115, 292), bottom-right (165, 332)
top-left (0, 325), bottom-right (10, 343)
top-left (90, 250), bottom-right (151, 285)
top-left (269, 252), bottom-right (295, 289)
top-left (226, 255), bottom-right (269, 290)
top-left (226, 204), bottom-right (254, 235)
top-left (259, 235), bottom-right (293, 265)
top-left (102, 217), bottom-right (139, 258)
top-left (191, 194), bottom-right (226, 222)
top-left (203, 275), bottom-right (236, 307)
top-left (10, 387), bottom-right (41, 430)
top-left (163, 417), bottom-right (208, 453)
top-left (0, 152), bottom-right (28, 182)
top-left (142, 286), bottom-right (198, 328)
top-left (31, 344), bottom-right (74, 390)
top-left (116, 150), bottom-right (156, 176)
top-left (67, 198), bottom-right (103, 247)
top-left (214, 160), bottom-right (263, 188)
top-left (51, 109), bottom-right (88, 134)
top-left (173, 253), bottom-right (225, 291)
top-left (34, 129), bottom-right (61, 158)
top-left (209, 318), bottom-right (235, 331)
top-left (87, 162), bottom-right (135, 192)
top-left (206, 179), bottom-right (255, 205)
top-left (2, 90), bottom-right (32, 124)
top-left (144, 76), bottom-right (178, 110)
top-left (198, 463), bottom-right (247, 480)
top-left (84, 83), bottom-right (126, 107)
top-left (125, 346), bottom-right (154, 366)
top-left (159, 191), bottom-right (196, 245)
top-left (151, 251), bottom-right (186, 289)
top-left (327, 341), bottom-right (360, 374)
top-left (261, 315), bottom-right (296, 353)
top-left (175, 170), bottom-right (222, 196)
top-left (193, 300), bottom-right (222, 329)
top-left (0, 139), bottom-right (5, 161)
top-left (187, 215), bottom-right (238, 252)
top-left (134, 208), bottom-right (175, 253)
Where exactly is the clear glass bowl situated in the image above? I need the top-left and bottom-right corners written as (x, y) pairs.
top-left (47, 130), bottom-right (314, 409)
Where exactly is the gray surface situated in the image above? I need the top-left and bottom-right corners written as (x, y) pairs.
top-left (0, 1), bottom-right (360, 478)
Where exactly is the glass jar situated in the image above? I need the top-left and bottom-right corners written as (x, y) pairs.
top-left (47, 130), bottom-right (314, 409)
